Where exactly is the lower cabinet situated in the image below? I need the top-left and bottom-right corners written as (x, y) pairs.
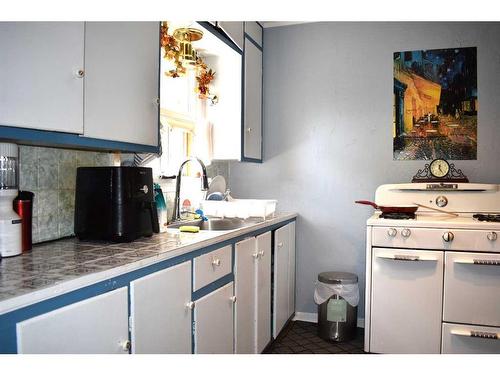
top-left (129, 261), bottom-right (192, 354)
top-left (370, 248), bottom-right (444, 354)
top-left (234, 231), bottom-right (271, 354)
top-left (273, 222), bottom-right (296, 338)
top-left (16, 287), bottom-right (129, 354)
top-left (194, 282), bottom-right (235, 354)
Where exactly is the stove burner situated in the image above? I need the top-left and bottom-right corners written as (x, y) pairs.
top-left (380, 212), bottom-right (416, 220)
top-left (473, 214), bottom-right (500, 222)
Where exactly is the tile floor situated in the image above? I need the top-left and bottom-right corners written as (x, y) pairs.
top-left (264, 320), bottom-right (365, 354)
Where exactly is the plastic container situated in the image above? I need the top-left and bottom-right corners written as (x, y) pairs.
top-left (314, 271), bottom-right (359, 342)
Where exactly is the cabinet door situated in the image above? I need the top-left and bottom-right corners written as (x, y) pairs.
top-left (243, 36), bottom-right (262, 160)
top-left (256, 231), bottom-right (272, 353)
top-left (370, 248), bottom-right (443, 354)
top-left (84, 22), bottom-right (159, 146)
top-left (17, 287), bottom-right (129, 354)
top-left (194, 282), bottom-right (234, 354)
top-left (0, 22), bottom-right (84, 133)
top-left (287, 222), bottom-right (296, 318)
top-left (218, 22), bottom-right (244, 50)
top-left (130, 261), bottom-right (192, 354)
top-left (273, 224), bottom-right (291, 338)
top-left (234, 237), bottom-right (257, 354)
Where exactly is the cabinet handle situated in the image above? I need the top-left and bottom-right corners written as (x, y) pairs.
top-left (121, 340), bottom-right (131, 352)
top-left (75, 69), bottom-right (85, 78)
top-left (186, 301), bottom-right (195, 310)
top-left (212, 258), bottom-right (221, 266)
top-left (230, 296), bottom-right (237, 303)
top-left (259, 250), bottom-right (264, 257)
top-left (252, 252), bottom-right (259, 259)
top-left (277, 242), bottom-right (283, 248)
top-left (451, 329), bottom-right (499, 340)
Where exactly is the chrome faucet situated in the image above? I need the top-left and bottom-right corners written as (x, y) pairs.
top-left (172, 157), bottom-right (209, 223)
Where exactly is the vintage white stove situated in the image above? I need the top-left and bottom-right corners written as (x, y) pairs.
top-left (363, 183), bottom-right (500, 354)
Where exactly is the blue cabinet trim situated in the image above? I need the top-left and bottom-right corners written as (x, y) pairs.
top-left (0, 125), bottom-right (160, 154)
top-left (0, 218), bottom-right (295, 353)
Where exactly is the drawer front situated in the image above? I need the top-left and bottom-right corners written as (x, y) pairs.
top-left (193, 245), bottom-right (232, 291)
top-left (370, 248), bottom-right (443, 353)
top-left (372, 227), bottom-right (500, 252)
top-left (442, 323), bottom-right (500, 354)
top-left (443, 252), bottom-right (500, 326)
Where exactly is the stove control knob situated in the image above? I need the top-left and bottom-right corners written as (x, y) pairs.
top-left (436, 196), bottom-right (448, 208)
top-left (443, 231), bottom-right (455, 242)
top-left (387, 228), bottom-right (397, 237)
top-left (401, 228), bottom-right (411, 238)
top-left (487, 232), bottom-right (498, 241)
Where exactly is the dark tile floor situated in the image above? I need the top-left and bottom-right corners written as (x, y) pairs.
top-left (264, 320), bottom-right (366, 354)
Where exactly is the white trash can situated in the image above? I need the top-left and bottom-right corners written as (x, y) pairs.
top-left (314, 271), bottom-right (359, 342)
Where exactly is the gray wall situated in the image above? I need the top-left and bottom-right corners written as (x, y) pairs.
top-left (229, 22), bottom-right (500, 318)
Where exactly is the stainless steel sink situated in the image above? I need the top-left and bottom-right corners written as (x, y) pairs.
top-left (168, 216), bottom-right (264, 231)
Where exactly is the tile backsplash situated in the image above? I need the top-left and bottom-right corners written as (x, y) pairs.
top-left (18, 146), bottom-right (114, 243)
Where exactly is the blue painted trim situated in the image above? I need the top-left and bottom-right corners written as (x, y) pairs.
top-left (244, 33), bottom-right (263, 52)
top-left (197, 22), bottom-right (242, 54)
top-left (192, 274), bottom-right (234, 301)
top-left (0, 125), bottom-right (160, 154)
top-left (0, 218), bottom-right (295, 353)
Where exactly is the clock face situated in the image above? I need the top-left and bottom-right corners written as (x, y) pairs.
top-left (430, 159), bottom-right (450, 178)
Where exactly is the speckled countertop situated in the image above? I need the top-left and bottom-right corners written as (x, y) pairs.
top-left (0, 213), bottom-right (297, 314)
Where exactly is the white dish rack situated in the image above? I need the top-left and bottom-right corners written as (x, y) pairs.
top-left (201, 199), bottom-right (277, 219)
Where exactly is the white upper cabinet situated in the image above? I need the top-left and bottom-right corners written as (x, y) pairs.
top-left (218, 22), bottom-right (244, 50)
top-left (244, 22), bottom-right (263, 47)
top-left (83, 22), bottom-right (159, 146)
top-left (0, 22), bottom-right (85, 134)
top-left (243, 36), bottom-right (263, 160)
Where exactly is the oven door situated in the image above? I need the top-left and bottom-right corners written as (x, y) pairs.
top-left (370, 248), bottom-right (443, 354)
top-left (442, 323), bottom-right (500, 354)
top-left (444, 251), bottom-right (500, 327)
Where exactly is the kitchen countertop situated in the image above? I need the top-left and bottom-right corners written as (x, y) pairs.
top-left (0, 213), bottom-right (297, 315)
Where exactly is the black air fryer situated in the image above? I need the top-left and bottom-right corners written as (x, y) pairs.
top-left (75, 167), bottom-right (159, 242)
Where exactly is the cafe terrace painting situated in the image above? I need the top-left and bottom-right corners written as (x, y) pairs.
top-left (393, 47), bottom-right (477, 160)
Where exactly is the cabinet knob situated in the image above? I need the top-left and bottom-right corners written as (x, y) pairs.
top-left (443, 231), bottom-right (455, 242)
top-left (277, 242), bottom-right (283, 248)
top-left (186, 301), bottom-right (195, 310)
top-left (487, 232), bottom-right (498, 241)
top-left (259, 250), bottom-right (265, 257)
top-left (212, 258), bottom-right (221, 266)
top-left (387, 228), bottom-right (397, 237)
top-left (75, 69), bottom-right (85, 78)
top-left (247, 127), bottom-right (252, 133)
top-left (121, 340), bottom-right (131, 352)
top-left (154, 97), bottom-right (160, 105)
top-left (230, 296), bottom-right (237, 303)
top-left (252, 252), bottom-right (259, 259)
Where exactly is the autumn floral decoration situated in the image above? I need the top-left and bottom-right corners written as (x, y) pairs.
top-left (160, 21), bottom-right (217, 102)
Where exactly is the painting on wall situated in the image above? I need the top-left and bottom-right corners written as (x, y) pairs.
top-left (393, 47), bottom-right (477, 160)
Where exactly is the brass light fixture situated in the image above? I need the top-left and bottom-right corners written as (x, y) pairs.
top-left (173, 27), bottom-right (203, 66)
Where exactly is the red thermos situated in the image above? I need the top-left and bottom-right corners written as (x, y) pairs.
top-left (13, 191), bottom-right (34, 253)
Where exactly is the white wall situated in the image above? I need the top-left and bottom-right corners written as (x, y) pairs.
top-left (229, 22), bottom-right (500, 318)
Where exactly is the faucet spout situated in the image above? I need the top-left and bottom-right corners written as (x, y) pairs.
top-left (172, 157), bottom-right (209, 223)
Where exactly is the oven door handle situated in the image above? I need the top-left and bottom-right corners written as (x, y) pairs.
top-left (454, 259), bottom-right (500, 266)
top-left (376, 254), bottom-right (438, 262)
top-left (450, 329), bottom-right (499, 340)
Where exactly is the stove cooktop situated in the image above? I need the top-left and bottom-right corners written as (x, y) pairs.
top-left (379, 212), bottom-right (416, 220)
